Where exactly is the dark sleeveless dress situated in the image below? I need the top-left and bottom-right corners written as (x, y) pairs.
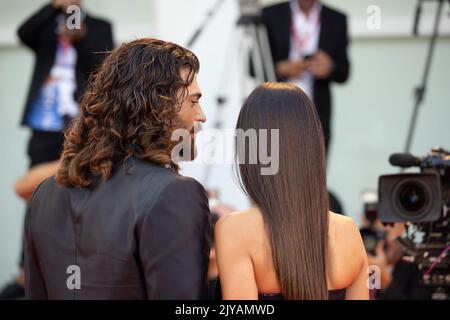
top-left (259, 289), bottom-right (346, 300)
top-left (213, 278), bottom-right (346, 300)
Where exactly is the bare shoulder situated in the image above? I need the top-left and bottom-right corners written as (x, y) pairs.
top-left (328, 212), bottom-right (367, 282)
top-left (216, 207), bottom-right (262, 231)
top-left (215, 208), bottom-right (263, 245)
top-left (329, 212), bottom-right (364, 251)
top-left (329, 212), bottom-right (361, 238)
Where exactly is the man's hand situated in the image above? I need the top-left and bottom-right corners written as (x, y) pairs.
top-left (309, 50), bottom-right (334, 79)
top-left (52, 0), bottom-right (65, 9)
top-left (276, 59), bottom-right (309, 80)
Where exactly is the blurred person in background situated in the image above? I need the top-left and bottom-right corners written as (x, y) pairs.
top-left (363, 219), bottom-right (434, 299)
top-left (262, 0), bottom-right (349, 152)
top-left (18, 0), bottom-right (113, 168)
top-left (0, 0), bottom-right (113, 299)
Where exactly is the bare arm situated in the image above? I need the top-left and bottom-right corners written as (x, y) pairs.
top-left (346, 255), bottom-right (369, 299)
top-left (215, 215), bottom-right (258, 300)
top-left (15, 160), bottom-right (61, 201)
top-left (345, 221), bottom-right (370, 300)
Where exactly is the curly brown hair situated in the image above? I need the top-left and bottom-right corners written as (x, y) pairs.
top-left (56, 38), bottom-right (200, 188)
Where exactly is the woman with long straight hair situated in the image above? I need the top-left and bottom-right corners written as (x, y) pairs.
top-left (215, 82), bottom-right (369, 300)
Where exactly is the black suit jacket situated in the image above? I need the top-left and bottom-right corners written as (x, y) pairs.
top-left (17, 3), bottom-right (114, 127)
top-left (24, 159), bottom-right (211, 299)
top-left (262, 2), bottom-right (350, 145)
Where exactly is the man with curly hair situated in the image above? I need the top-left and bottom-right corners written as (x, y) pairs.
top-left (24, 38), bottom-right (210, 299)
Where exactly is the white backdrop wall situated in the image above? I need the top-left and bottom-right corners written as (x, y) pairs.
top-left (0, 0), bottom-right (449, 285)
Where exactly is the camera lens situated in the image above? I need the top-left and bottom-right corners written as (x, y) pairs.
top-left (396, 181), bottom-right (429, 216)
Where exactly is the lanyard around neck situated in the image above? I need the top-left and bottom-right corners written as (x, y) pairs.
top-left (290, 8), bottom-right (321, 54)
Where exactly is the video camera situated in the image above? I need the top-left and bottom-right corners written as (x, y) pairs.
top-left (378, 147), bottom-right (450, 299)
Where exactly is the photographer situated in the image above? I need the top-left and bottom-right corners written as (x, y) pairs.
top-left (365, 220), bottom-right (433, 299)
top-left (262, 0), bottom-right (350, 152)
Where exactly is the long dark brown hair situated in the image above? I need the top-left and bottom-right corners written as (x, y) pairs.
top-left (235, 82), bottom-right (329, 300)
top-left (56, 38), bottom-right (199, 188)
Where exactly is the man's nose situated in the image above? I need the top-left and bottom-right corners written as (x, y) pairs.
top-left (196, 105), bottom-right (206, 123)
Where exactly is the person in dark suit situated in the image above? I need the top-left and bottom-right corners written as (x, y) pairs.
top-left (16, 0), bottom-right (113, 192)
top-left (24, 38), bottom-right (211, 299)
top-left (262, 0), bottom-right (350, 151)
top-left (0, 0), bottom-right (113, 300)
top-left (18, 0), bottom-right (114, 165)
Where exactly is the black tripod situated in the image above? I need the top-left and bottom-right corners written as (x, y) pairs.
top-left (405, 0), bottom-right (450, 153)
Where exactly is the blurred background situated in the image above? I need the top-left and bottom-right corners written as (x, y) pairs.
top-left (0, 0), bottom-right (449, 289)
